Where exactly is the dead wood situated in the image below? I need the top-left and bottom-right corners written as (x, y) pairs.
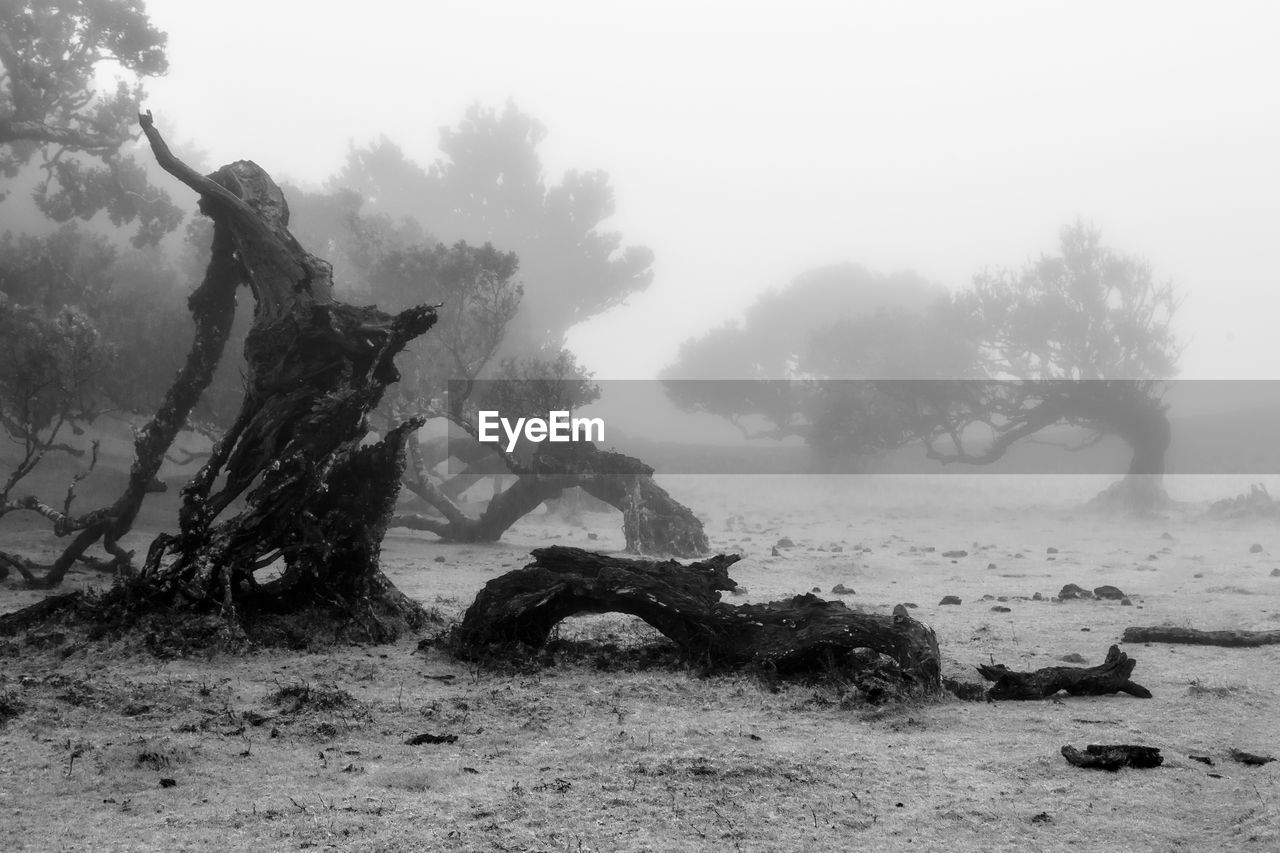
top-left (401, 442), bottom-right (708, 557)
top-left (1122, 626), bottom-right (1280, 647)
top-left (977, 645), bottom-right (1151, 699)
top-left (1061, 744), bottom-right (1163, 771)
top-left (0, 112), bottom-right (441, 645)
top-left (446, 545), bottom-right (941, 693)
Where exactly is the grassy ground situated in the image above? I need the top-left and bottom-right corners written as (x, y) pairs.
top-left (2, 473), bottom-right (1279, 851)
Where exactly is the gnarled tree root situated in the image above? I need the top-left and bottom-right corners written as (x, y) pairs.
top-left (445, 546), bottom-right (941, 694)
top-left (977, 645), bottom-right (1151, 699)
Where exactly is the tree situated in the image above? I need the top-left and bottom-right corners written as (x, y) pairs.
top-left (662, 264), bottom-right (957, 468)
top-left (0, 0), bottom-right (182, 246)
top-left (891, 221), bottom-right (1180, 509)
top-left (332, 101), bottom-right (653, 355)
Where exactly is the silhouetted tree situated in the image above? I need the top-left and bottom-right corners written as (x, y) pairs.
top-left (893, 221), bottom-right (1180, 509)
top-left (332, 101), bottom-right (653, 355)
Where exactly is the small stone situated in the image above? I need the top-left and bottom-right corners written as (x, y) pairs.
top-left (776, 537), bottom-right (795, 548)
top-left (1250, 543), bottom-right (1264, 554)
top-left (433, 555), bottom-right (446, 563)
top-left (811, 587), bottom-right (821, 593)
top-left (1046, 547), bottom-right (1059, 554)
top-left (939, 595), bottom-right (962, 606)
top-left (1058, 583), bottom-right (1092, 600)
top-left (1160, 531), bottom-right (1175, 541)
top-left (942, 550), bottom-right (968, 558)
top-left (830, 545), bottom-right (844, 553)
top-left (1193, 572), bottom-right (1204, 578)
top-left (987, 563), bottom-right (997, 570)
top-left (997, 596), bottom-right (1008, 602)
top-left (1032, 592), bottom-right (1043, 601)
top-left (771, 546), bottom-right (781, 557)
top-left (1093, 585), bottom-right (1125, 600)
top-left (587, 532), bottom-right (598, 540)
top-left (1271, 568), bottom-right (1280, 577)
top-left (903, 602), bottom-right (918, 608)
top-left (1059, 653), bottom-right (1087, 663)
top-left (1120, 598), bottom-right (1133, 606)
top-left (991, 606), bottom-right (1011, 613)
top-left (831, 583), bottom-right (855, 595)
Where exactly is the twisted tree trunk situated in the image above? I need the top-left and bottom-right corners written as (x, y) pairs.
top-left (396, 442), bottom-right (709, 557)
top-left (100, 113), bottom-right (440, 643)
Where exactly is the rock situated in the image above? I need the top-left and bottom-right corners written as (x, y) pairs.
top-left (939, 595), bottom-right (962, 606)
top-left (1160, 531), bottom-right (1175, 541)
top-left (1058, 583), bottom-right (1092, 600)
top-left (981, 594), bottom-right (994, 601)
top-left (830, 545), bottom-right (844, 553)
top-left (1046, 547), bottom-right (1059, 554)
top-left (1093, 585), bottom-right (1125, 600)
top-left (1249, 543), bottom-right (1264, 554)
top-left (811, 587), bottom-right (821, 593)
top-left (991, 606), bottom-right (1012, 613)
top-left (831, 583), bottom-right (855, 595)
top-left (1032, 592), bottom-right (1043, 601)
top-left (987, 563), bottom-right (997, 569)
top-left (587, 532), bottom-right (598, 540)
top-left (1120, 598), bottom-right (1133, 606)
top-left (776, 537), bottom-right (795, 548)
top-left (771, 546), bottom-right (781, 557)
top-left (433, 555), bottom-right (447, 563)
top-left (903, 602), bottom-right (918, 608)
top-left (1059, 653), bottom-right (1087, 663)
top-left (1145, 554), bottom-right (1158, 561)
top-left (1271, 568), bottom-right (1280, 577)
top-left (1193, 572), bottom-right (1204, 578)
top-left (942, 550), bottom-right (968, 558)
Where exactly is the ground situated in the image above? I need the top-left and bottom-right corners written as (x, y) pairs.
top-left (2, 469), bottom-right (1279, 852)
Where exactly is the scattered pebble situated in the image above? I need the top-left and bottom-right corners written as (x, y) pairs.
top-left (939, 595), bottom-right (962, 606)
top-left (776, 537), bottom-right (795, 548)
top-left (1059, 653), bottom-right (1087, 663)
top-left (770, 546), bottom-right (781, 557)
top-left (1250, 543), bottom-right (1264, 554)
top-left (1047, 547), bottom-right (1059, 554)
top-left (433, 556), bottom-right (446, 564)
top-left (942, 550), bottom-right (968, 558)
top-left (1059, 584), bottom-right (1092, 600)
top-left (1093, 585), bottom-right (1125, 600)
top-left (831, 583), bottom-right (855, 595)
top-left (991, 606), bottom-right (1011, 613)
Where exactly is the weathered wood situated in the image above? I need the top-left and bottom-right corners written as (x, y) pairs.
top-left (402, 443), bottom-right (709, 558)
top-left (73, 113), bottom-right (442, 644)
top-left (448, 546), bottom-right (941, 692)
top-left (1061, 744), bottom-right (1163, 771)
top-left (1122, 626), bottom-right (1280, 647)
top-left (977, 645), bottom-right (1151, 699)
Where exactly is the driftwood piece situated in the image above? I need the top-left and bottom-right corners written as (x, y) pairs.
top-left (1122, 626), bottom-right (1280, 647)
top-left (977, 645), bottom-right (1151, 699)
top-left (447, 546), bottom-right (941, 692)
top-left (1062, 744), bottom-right (1163, 771)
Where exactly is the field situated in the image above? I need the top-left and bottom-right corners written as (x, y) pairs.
top-left (2, 471), bottom-right (1279, 852)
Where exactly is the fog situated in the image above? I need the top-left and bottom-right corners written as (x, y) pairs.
top-left (138, 0), bottom-right (1280, 381)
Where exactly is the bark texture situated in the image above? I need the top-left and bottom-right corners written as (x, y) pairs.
top-left (977, 645), bottom-right (1152, 699)
top-left (99, 112), bottom-right (441, 643)
top-left (447, 545), bottom-right (941, 692)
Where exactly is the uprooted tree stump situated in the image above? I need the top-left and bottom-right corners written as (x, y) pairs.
top-left (445, 546), bottom-right (941, 693)
top-left (1, 113), bottom-right (440, 645)
top-left (977, 645), bottom-right (1151, 699)
top-left (396, 442), bottom-right (708, 558)
top-left (1122, 626), bottom-right (1280, 647)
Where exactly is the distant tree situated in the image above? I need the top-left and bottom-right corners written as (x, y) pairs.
top-left (662, 264), bottom-right (959, 466)
top-left (331, 101), bottom-right (653, 355)
top-left (893, 221), bottom-right (1180, 509)
top-left (0, 0), bottom-right (182, 245)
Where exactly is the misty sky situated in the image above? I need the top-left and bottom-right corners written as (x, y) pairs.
top-left (141, 0), bottom-right (1279, 381)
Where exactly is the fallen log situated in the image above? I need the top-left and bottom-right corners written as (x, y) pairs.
top-left (1122, 626), bottom-right (1280, 647)
top-left (976, 645), bottom-right (1151, 699)
top-left (1062, 744), bottom-right (1163, 771)
top-left (446, 545), bottom-right (941, 693)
